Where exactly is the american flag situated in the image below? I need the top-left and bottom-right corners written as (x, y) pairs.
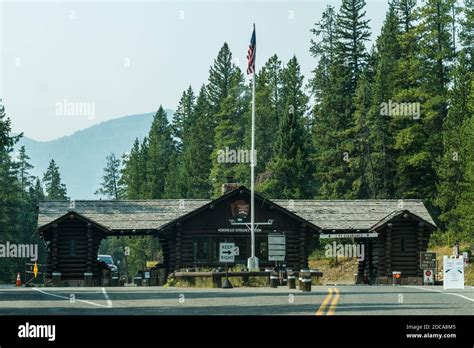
top-left (247, 25), bottom-right (256, 75)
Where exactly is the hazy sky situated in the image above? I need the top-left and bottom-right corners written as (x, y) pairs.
top-left (1, 0), bottom-right (389, 141)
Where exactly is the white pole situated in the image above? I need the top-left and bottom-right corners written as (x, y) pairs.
top-left (248, 23), bottom-right (258, 271)
top-left (251, 69), bottom-right (256, 260)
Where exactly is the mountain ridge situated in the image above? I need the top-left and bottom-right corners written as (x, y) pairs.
top-left (14, 110), bottom-right (174, 199)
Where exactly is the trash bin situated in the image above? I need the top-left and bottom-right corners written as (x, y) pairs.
top-left (300, 269), bottom-right (311, 292)
top-left (392, 271), bottom-right (401, 285)
top-left (111, 275), bottom-right (119, 286)
top-left (270, 271), bottom-right (279, 288)
top-left (287, 271), bottom-right (296, 289)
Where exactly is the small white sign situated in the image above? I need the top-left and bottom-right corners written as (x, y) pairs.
top-left (233, 246), bottom-right (239, 256)
top-left (144, 272), bottom-right (150, 279)
top-left (268, 234), bottom-right (286, 261)
top-left (219, 243), bottom-right (235, 263)
top-left (443, 256), bottom-right (464, 290)
top-left (320, 232), bottom-right (378, 239)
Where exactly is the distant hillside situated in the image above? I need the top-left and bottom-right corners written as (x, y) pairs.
top-left (15, 110), bottom-right (174, 199)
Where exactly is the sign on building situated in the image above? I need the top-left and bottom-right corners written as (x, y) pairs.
top-left (320, 232), bottom-right (378, 239)
top-left (268, 234), bottom-right (286, 261)
top-left (443, 256), bottom-right (464, 290)
top-left (219, 243), bottom-right (236, 263)
top-left (420, 252), bottom-right (436, 269)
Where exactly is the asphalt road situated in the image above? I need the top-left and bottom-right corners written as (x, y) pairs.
top-left (0, 285), bottom-right (472, 315)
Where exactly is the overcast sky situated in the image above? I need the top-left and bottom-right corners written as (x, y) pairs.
top-left (1, 0), bottom-right (389, 141)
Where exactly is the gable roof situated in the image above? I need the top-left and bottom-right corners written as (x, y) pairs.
top-left (37, 187), bottom-right (436, 232)
top-left (271, 199), bottom-right (436, 231)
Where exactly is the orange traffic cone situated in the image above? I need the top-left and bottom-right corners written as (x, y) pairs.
top-left (16, 272), bottom-right (22, 287)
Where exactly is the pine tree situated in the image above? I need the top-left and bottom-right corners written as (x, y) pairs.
top-left (351, 3), bottom-right (402, 198)
top-left (259, 57), bottom-right (312, 199)
top-left (336, 0), bottom-right (371, 93)
top-left (30, 177), bottom-right (45, 202)
top-left (435, 51), bottom-right (473, 231)
top-left (120, 139), bottom-right (142, 199)
top-left (209, 68), bottom-right (250, 195)
top-left (145, 106), bottom-right (174, 199)
top-left (43, 159), bottom-right (68, 200)
top-left (171, 86), bottom-right (195, 152)
top-left (181, 85), bottom-right (214, 198)
top-left (95, 153), bottom-right (122, 199)
top-left (16, 146), bottom-right (34, 196)
top-left (207, 43), bottom-right (236, 113)
top-left (459, 0), bottom-right (474, 69)
top-left (254, 55), bottom-right (283, 177)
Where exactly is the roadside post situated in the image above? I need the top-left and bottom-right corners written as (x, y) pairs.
top-left (420, 252), bottom-right (436, 285)
top-left (270, 270), bottom-right (279, 288)
top-left (52, 272), bottom-right (61, 287)
top-left (287, 270), bottom-right (296, 289)
top-left (220, 242), bottom-right (238, 289)
top-left (84, 272), bottom-right (93, 287)
top-left (300, 269), bottom-right (311, 292)
top-left (392, 271), bottom-right (401, 285)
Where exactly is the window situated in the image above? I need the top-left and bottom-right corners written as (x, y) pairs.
top-left (256, 237), bottom-right (268, 261)
top-left (400, 238), bottom-right (406, 253)
top-left (193, 238), bottom-right (209, 263)
top-left (69, 240), bottom-right (76, 256)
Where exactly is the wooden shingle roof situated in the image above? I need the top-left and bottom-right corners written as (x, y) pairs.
top-left (271, 199), bottom-right (436, 230)
top-left (38, 194), bottom-right (436, 232)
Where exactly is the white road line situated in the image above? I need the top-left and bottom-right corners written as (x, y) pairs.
top-left (406, 286), bottom-right (474, 303)
top-left (101, 287), bottom-right (113, 308)
top-left (33, 288), bottom-right (110, 308)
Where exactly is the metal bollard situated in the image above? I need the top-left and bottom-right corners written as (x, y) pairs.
top-left (392, 271), bottom-right (401, 285)
top-left (84, 272), bottom-right (93, 287)
top-left (287, 271), bottom-right (296, 289)
top-left (270, 271), bottom-right (279, 288)
top-left (52, 272), bottom-right (61, 287)
top-left (300, 269), bottom-right (312, 292)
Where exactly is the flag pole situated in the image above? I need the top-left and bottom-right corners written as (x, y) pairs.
top-left (249, 23), bottom-right (258, 271)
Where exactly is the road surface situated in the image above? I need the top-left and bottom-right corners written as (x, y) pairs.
top-left (0, 285), bottom-right (472, 315)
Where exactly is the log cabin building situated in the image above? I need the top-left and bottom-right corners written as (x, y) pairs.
top-left (37, 185), bottom-right (436, 285)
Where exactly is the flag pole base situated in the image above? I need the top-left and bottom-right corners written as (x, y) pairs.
top-left (247, 257), bottom-right (259, 272)
top-left (222, 278), bottom-right (233, 289)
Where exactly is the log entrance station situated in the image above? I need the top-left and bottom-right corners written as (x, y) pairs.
top-left (37, 185), bottom-right (436, 285)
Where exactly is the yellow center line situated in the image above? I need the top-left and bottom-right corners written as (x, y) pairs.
top-left (326, 287), bottom-right (340, 315)
top-left (316, 288), bottom-right (334, 315)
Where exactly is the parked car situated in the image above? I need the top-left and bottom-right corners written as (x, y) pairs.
top-left (97, 254), bottom-right (118, 272)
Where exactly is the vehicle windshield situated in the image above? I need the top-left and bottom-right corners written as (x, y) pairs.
top-left (98, 256), bottom-right (114, 265)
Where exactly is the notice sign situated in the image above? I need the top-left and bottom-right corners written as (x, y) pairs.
top-left (268, 234), bottom-right (286, 262)
top-left (420, 252), bottom-right (437, 269)
top-left (443, 256), bottom-right (464, 290)
top-left (423, 269), bottom-right (434, 285)
top-left (219, 243), bottom-right (236, 263)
